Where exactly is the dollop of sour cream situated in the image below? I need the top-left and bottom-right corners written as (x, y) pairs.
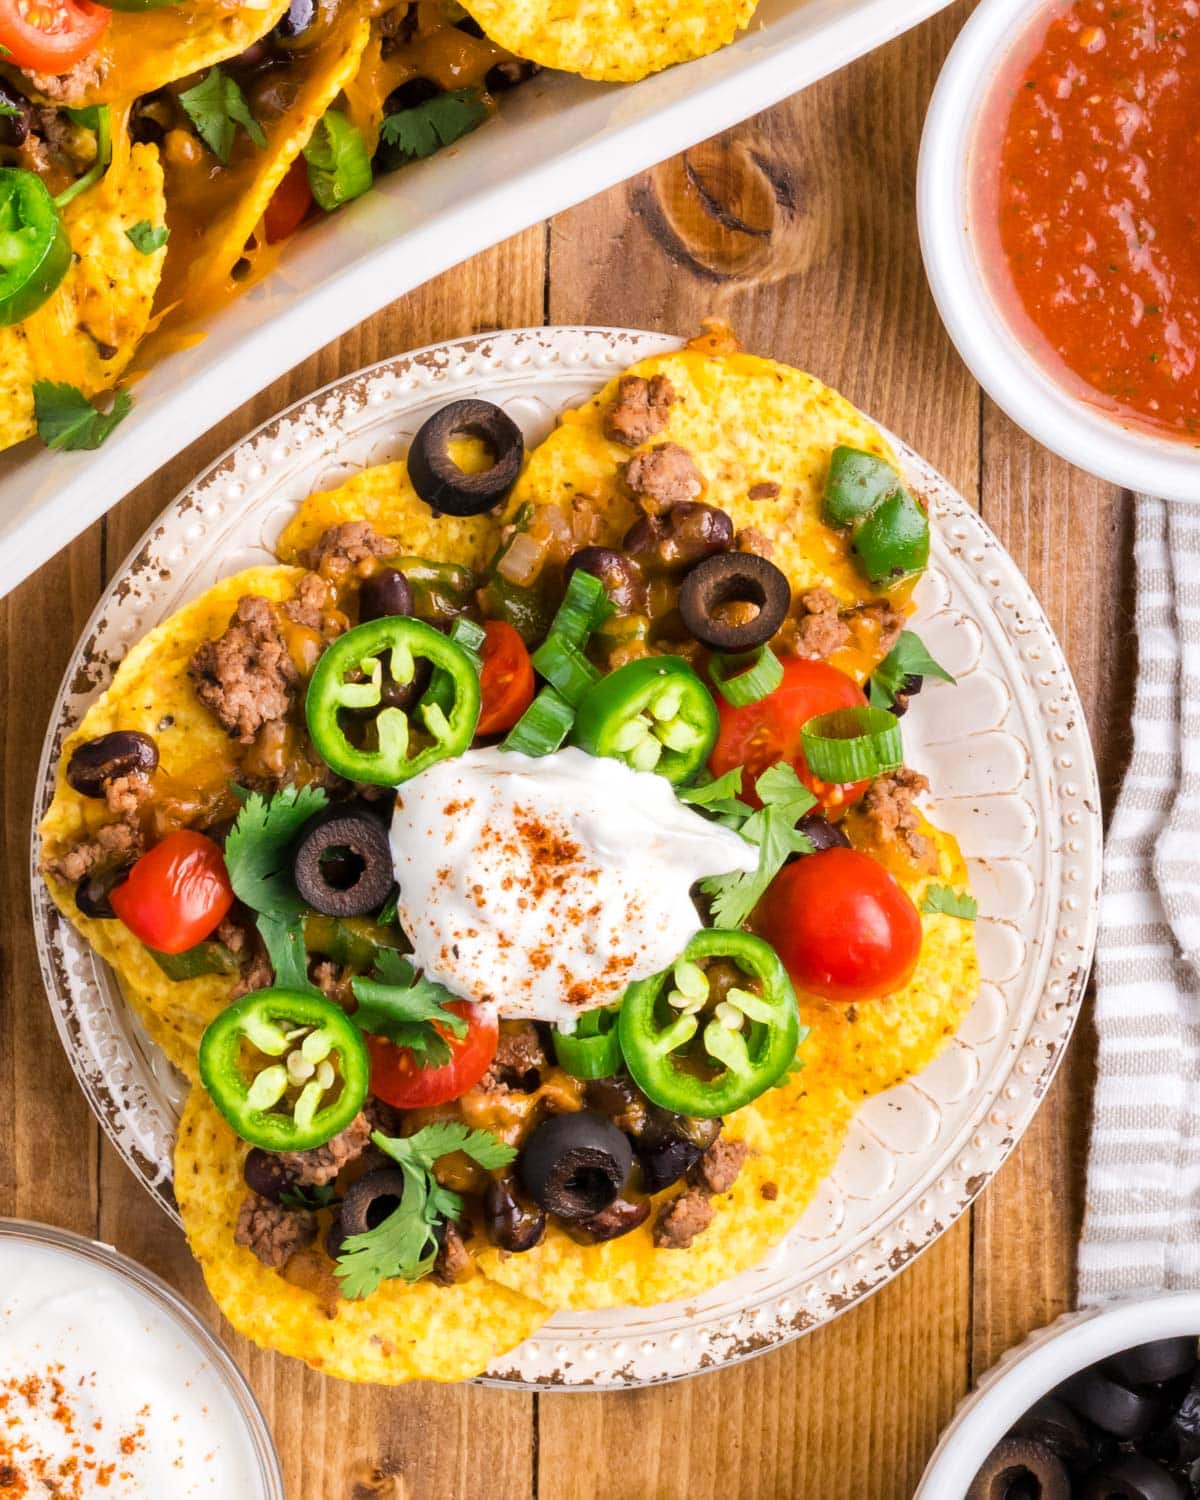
top-left (390, 746), bottom-right (756, 1026)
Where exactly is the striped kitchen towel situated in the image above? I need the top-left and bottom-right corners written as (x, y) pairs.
top-left (1079, 495), bottom-right (1200, 1300)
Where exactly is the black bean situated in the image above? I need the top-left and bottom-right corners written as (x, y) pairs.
top-left (67, 731), bottom-right (159, 798)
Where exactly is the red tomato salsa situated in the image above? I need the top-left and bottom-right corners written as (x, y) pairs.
top-left (974, 0), bottom-right (1200, 441)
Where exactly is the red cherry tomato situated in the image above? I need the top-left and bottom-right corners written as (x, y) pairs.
top-left (710, 656), bottom-right (871, 813)
top-left (367, 1001), bottom-right (498, 1108)
top-left (263, 158), bottom-right (313, 244)
top-left (0, 0), bottom-right (109, 73)
top-left (109, 830), bottom-right (234, 955)
top-left (476, 620), bottom-right (535, 736)
top-left (757, 847), bottom-right (922, 1002)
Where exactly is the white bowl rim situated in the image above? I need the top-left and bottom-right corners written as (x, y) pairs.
top-left (917, 1293), bottom-right (1200, 1495)
top-left (917, 0), bottom-right (1200, 500)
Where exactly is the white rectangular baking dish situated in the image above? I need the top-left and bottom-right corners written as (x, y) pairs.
top-left (0, 0), bottom-right (955, 594)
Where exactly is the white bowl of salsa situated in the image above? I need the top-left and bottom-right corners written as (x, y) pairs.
top-left (918, 0), bottom-right (1200, 499)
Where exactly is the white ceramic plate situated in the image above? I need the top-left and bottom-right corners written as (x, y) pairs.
top-left (0, 0), bottom-right (957, 596)
top-left (31, 326), bottom-right (1101, 1388)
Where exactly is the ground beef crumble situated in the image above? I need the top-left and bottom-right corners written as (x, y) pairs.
top-left (748, 481), bottom-right (781, 501)
top-left (735, 526), bottom-right (774, 560)
top-left (299, 521), bottom-right (394, 573)
top-left (603, 374), bottom-right (677, 447)
top-left (621, 442), bottom-right (705, 515)
top-left (228, 949), bottom-right (273, 1002)
top-left (480, 1022), bottom-right (547, 1092)
top-left (688, 1137), bottom-right (748, 1196)
top-left (794, 587), bottom-right (851, 659)
top-left (47, 815), bottom-right (142, 884)
top-left (26, 54), bottom-right (108, 103)
top-left (274, 1110), bottom-right (376, 1187)
top-left (653, 1188), bottom-right (714, 1250)
top-left (282, 572), bottom-right (344, 641)
top-left (235, 1193), bottom-right (316, 1269)
top-left (431, 1223), bottom-right (474, 1285)
top-left (854, 599), bottom-right (906, 656)
top-left (189, 595), bottom-right (299, 744)
top-left (861, 767), bottom-right (936, 869)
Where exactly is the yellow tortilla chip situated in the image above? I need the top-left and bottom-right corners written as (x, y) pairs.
top-left (276, 454), bottom-right (503, 575)
top-left (155, 3), bottom-right (372, 323)
top-left (39, 564), bottom-right (304, 1057)
top-left (503, 344), bottom-right (903, 622)
top-left (20, 0), bottom-right (292, 109)
top-left (460, 0), bottom-right (759, 82)
top-left (176, 1088), bottom-right (548, 1382)
top-left (476, 823), bottom-right (978, 1311)
top-left (0, 129), bottom-right (166, 452)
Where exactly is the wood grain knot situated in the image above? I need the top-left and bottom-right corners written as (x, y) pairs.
top-left (638, 137), bottom-right (821, 286)
top-left (349, 1456), bottom-right (405, 1500)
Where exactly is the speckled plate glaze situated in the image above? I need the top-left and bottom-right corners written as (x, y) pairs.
top-left (30, 327), bottom-right (1101, 1388)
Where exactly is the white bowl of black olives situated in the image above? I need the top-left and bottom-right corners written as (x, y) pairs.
top-left (916, 1294), bottom-right (1200, 1499)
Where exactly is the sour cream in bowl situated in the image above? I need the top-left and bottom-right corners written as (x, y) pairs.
top-left (389, 746), bottom-right (757, 1026)
top-left (0, 1219), bottom-right (283, 1499)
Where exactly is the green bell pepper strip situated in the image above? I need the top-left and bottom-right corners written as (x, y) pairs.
top-left (618, 930), bottom-right (801, 1118)
top-left (303, 109), bottom-right (373, 212)
top-left (303, 914), bottom-right (407, 973)
top-left (572, 656), bottom-right (718, 784)
top-left (0, 170), bottom-right (71, 326)
top-left (149, 939), bottom-right (240, 981)
top-left (305, 615), bottom-right (481, 786)
top-left (822, 444), bottom-right (930, 586)
top-left (385, 556), bottom-right (477, 624)
top-left (198, 988), bottom-right (370, 1151)
top-left (552, 1006), bottom-right (622, 1080)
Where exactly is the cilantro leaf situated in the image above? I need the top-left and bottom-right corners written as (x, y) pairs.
top-left (676, 767), bottom-right (752, 823)
top-left (224, 784), bottom-right (328, 920)
top-left (379, 87), bottom-right (487, 161)
top-left (334, 1125), bottom-right (513, 1298)
top-left (374, 1124), bottom-right (517, 1173)
top-left (868, 629), bottom-right (956, 710)
top-left (920, 883), bottom-right (978, 921)
top-left (126, 219), bottom-right (169, 255)
top-left (257, 911), bottom-right (313, 990)
top-left (350, 963), bottom-right (468, 1067)
top-left (34, 383), bottom-right (132, 452)
top-left (700, 763), bottom-right (817, 930)
top-left (179, 66), bottom-right (266, 165)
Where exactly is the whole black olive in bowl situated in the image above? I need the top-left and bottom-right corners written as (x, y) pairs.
top-left (965, 1436), bottom-right (1069, 1500)
top-left (678, 552), bottom-right (791, 652)
top-left (67, 730), bottom-right (159, 798)
top-left (518, 1112), bottom-right (632, 1221)
top-left (407, 399), bottom-right (524, 517)
top-left (1078, 1454), bottom-right (1185, 1500)
top-left (292, 804), bottom-right (393, 917)
top-left (563, 546), bottom-right (646, 614)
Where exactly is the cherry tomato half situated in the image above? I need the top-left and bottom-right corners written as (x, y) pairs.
top-left (476, 619), bottom-right (534, 736)
top-left (757, 846), bottom-right (922, 1002)
top-left (367, 1000), bottom-right (498, 1108)
top-left (0, 0), bottom-right (109, 74)
top-left (109, 830), bottom-right (234, 955)
top-left (263, 157), bottom-right (313, 244)
top-left (710, 656), bottom-right (870, 813)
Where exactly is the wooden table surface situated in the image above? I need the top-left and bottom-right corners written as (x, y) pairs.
top-left (0, 4), bottom-right (1134, 1495)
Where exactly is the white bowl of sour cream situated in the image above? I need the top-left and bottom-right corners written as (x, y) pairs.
top-left (0, 1219), bottom-right (283, 1499)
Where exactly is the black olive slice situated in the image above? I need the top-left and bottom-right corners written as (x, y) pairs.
top-left (483, 1177), bottom-right (546, 1253)
top-left (966, 1436), bottom-right (1070, 1500)
top-left (292, 805), bottom-right (393, 918)
top-left (67, 730), bottom-right (159, 798)
top-left (340, 1168), bottom-right (408, 1236)
top-left (518, 1111), bottom-right (632, 1221)
top-left (1059, 1369), bottom-right (1168, 1439)
top-left (636, 1137), bottom-right (703, 1195)
top-left (678, 551), bottom-right (791, 651)
top-left (243, 1148), bottom-right (295, 1202)
top-left (407, 399), bottom-right (524, 518)
top-left (1105, 1337), bottom-right (1198, 1387)
top-left (1079, 1454), bottom-right (1186, 1500)
top-left (1011, 1395), bottom-right (1093, 1465)
top-left (564, 1196), bottom-right (650, 1245)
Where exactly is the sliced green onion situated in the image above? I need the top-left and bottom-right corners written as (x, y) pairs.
top-left (800, 706), bottom-right (903, 783)
top-left (709, 645), bottom-right (783, 707)
top-left (549, 568), bottom-right (615, 647)
top-left (531, 633), bottom-right (599, 706)
top-left (55, 105), bottom-right (112, 210)
top-left (420, 616), bottom-right (485, 720)
top-left (551, 1006), bottom-right (622, 1079)
top-left (501, 685), bottom-right (575, 756)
